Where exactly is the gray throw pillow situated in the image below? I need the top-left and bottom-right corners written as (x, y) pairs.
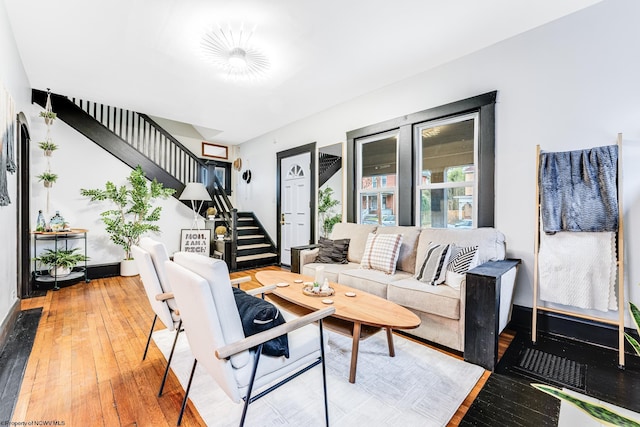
top-left (317, 237), bottom-right (350, 264)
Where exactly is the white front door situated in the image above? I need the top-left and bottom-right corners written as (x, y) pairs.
top-left (280, 152), bottom-right (311, 266)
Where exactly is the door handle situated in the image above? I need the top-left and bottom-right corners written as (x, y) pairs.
top-left (280, 213), bottom-right (285, 225)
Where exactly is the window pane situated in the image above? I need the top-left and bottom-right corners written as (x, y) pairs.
top-left (360, 192), bottom-right (397, 226)
top-left (421, 119), bottom-right (474, 185)
top-left (420, 187), bottom-right (474, 228)
top-left (361, 136), bottom-right (397, 189)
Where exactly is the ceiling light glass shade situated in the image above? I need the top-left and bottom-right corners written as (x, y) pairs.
top-left (201, 25), bottom-right (270, 80)
top-left (228, 47), bottom-right (247, 68)
top-left (179, 182), bottom-right (212, 201)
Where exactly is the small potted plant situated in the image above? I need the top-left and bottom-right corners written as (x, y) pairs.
top-left (34, 247), bottom-right (89, 277)
top-left (215, 225), bottom-right (227, 240)
top-left (37, 171), bottom-right (58, 188)
top-left (38, 141), bottom-right (58, 156)
top-left (39, 110), bottom-right (57, 125)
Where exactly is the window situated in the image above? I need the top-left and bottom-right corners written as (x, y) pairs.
top-left (357, 132), bottom-right (398, 226)
top-left (346, 91), bottom-right (496, 227)
top-left (417, 114), bottom-right (477, 228)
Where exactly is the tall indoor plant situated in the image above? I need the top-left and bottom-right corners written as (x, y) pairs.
top-left (318, 187), bottom-right (342, 237)
top-left (80, 165), bottom-right (175, 276)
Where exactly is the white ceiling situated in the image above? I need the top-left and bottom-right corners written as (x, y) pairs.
top-left (5, 0), bottom-right (601, 145)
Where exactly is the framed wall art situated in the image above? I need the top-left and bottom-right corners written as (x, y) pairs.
top-left (180, 229), bottom-right (211, 256)
top-left (202, 142), bottom-right (228, 160)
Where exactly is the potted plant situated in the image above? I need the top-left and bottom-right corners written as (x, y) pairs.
top-left (80, 165), bottom-right (175, 276)
top-left (318, 187), bottom-right (342, 237)
top-left (37, 171), bottom-right (58, 188)
top-left (215, 225), bottom-right (227, 240)
top-left (39, 110), bottom-right (57, 125)
top-left (34, 247), bottom-right (89, 277)
top-left (38, 140), bottom-right (58, 156)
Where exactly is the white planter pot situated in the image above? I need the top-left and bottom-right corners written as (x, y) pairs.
top-left (49, 266), bottom-right (71, 277)
top-left (120, 259), bottom-right (138, 276)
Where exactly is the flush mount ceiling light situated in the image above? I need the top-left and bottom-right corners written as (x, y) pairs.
top-left (201, 24), bottom-right (270, 80)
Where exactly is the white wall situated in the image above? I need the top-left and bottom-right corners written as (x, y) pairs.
top-left (237, 0), bottom-right (640, 325)
top-left (28, 102), bottom-right (195, 263)
top-left (0, 0), bottom-right (31, 325)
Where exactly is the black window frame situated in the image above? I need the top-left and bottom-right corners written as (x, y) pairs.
top-left (346, 91), bottom-right (497, 227)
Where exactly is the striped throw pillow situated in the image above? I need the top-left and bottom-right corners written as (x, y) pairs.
top-left (360, 233), bottom-right (403, 274)
top-left (416, 243), bottom-right (451, 286)
top-left (447, 245), bottom-right (479, 274)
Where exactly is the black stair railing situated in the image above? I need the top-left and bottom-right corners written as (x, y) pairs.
top-left (32, 88), bottom-right (245, 267)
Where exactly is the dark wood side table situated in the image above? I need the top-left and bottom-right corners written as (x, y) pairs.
top-left (464, 259), bottom-right (521, 370)
top-left (290, 244), bottom-right (318, 273)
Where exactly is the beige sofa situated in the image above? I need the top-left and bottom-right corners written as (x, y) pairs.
top-left (298, 222), bottom-right (517, 352)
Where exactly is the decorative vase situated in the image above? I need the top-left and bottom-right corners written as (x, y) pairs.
top-left (44, 149), bottom-right (52, 157)
top-left (36, 210), bottom-right (46, 232)
top-left (120, 259), bottom-right (138, 276)
top-left (50, 210), bottom-right (65, 231)
top-left (44, 181), bottom-right (53, 188)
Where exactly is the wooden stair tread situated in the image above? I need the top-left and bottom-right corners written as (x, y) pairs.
top-left (236, 253), bottom-right (277, 262)
top-left (238, 234), bottom-right (265, 239)
top-left (238, 243), bottom-right (271, 250)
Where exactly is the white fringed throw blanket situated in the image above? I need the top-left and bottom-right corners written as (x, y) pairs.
top-left (538, 231), bottom-right (617, 312)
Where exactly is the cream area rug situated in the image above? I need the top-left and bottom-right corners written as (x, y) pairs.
top-left (153, 328), bottom-right (484, 427)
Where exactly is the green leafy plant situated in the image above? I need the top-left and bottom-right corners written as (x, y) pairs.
top-left (37, 171), bottom-right (58, 183)
top-left (39, 111), bottom-right (57, 120)
top-left (80, 165), bottom-right (175, 260)
top-left (318, 187), bottom-right (342, 237)
top-left (34, 247), bottom-right (89, 270)
top-left (38, 141), bottom-right (58, 152)
top-left (625, 301), bottom-right (640, 356)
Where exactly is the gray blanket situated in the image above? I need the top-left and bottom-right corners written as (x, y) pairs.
top-left (539, 145), bottom-right (618, 233)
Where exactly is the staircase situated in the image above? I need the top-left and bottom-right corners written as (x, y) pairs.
top-left (319, 152), bottom-right (342, 187)
top-left (31, 89), bottom-right (278, 271)
top-left (235, 213), bottom-right (277, 269)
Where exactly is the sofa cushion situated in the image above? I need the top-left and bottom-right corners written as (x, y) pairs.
top-left (330, 223), bottom-right (377, 263)
top-left (338, 268), bottom-right (414, 298)
top-left (374, 226), bottom-right (421, 274)
top-left (445, 270), bottom-right (466, 290)
top-left (360, 233), bottom-right (403, 274)
top-left (387, 278), bottom-right (461, 320)
top-left (416, 243), bottom-right (452, 286)
top-left (446, 245), bottom-right (479, 274)
top-left (302, 262), bottom-right (360, 283)
top-left (416, 227), bottom-right (506, 275)
top-left (316, 237), bottom-right (350, 264)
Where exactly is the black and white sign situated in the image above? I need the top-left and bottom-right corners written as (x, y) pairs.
top-left (180, 229), bottom-right (211, 256)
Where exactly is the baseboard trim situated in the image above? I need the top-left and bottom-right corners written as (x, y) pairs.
top-left (509, 304), bottom-right (637, 354)
top-left (0, 299), bottom-right (21, 353)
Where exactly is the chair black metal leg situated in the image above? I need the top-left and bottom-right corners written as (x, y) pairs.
top-left (159, 320), bottom-right (182, 397)
top-left (319, 319), bottom-right (329, 427)
top-left (240, 344), bottom-right (264, 427)
top-left (143, 315), bottom-right (158, 361)
top-left (177, 359), bottom-right (198, 426)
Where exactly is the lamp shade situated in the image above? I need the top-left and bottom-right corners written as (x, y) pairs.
top-left (179, 182), bottom-right (212, 201)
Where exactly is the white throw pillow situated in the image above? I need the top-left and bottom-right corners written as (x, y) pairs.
top-left (360, 233), bottom-right (403, 275)
top-left (416, 243), bottom-right (451, 286)
top-left (445, 270), bottom-right (466, 290)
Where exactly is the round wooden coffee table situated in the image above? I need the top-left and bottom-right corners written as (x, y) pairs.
top-left (256, 270), bottom-right (420, 383)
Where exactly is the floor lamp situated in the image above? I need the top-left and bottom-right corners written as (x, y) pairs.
top-left (179, 182), bottom-right (212, 230)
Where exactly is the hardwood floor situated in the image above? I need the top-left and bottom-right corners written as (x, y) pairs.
top-left (13, 266), bottom-right (513, 426)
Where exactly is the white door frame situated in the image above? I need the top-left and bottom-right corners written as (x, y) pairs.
top-left (276, 143), bottom-right (316, 266)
